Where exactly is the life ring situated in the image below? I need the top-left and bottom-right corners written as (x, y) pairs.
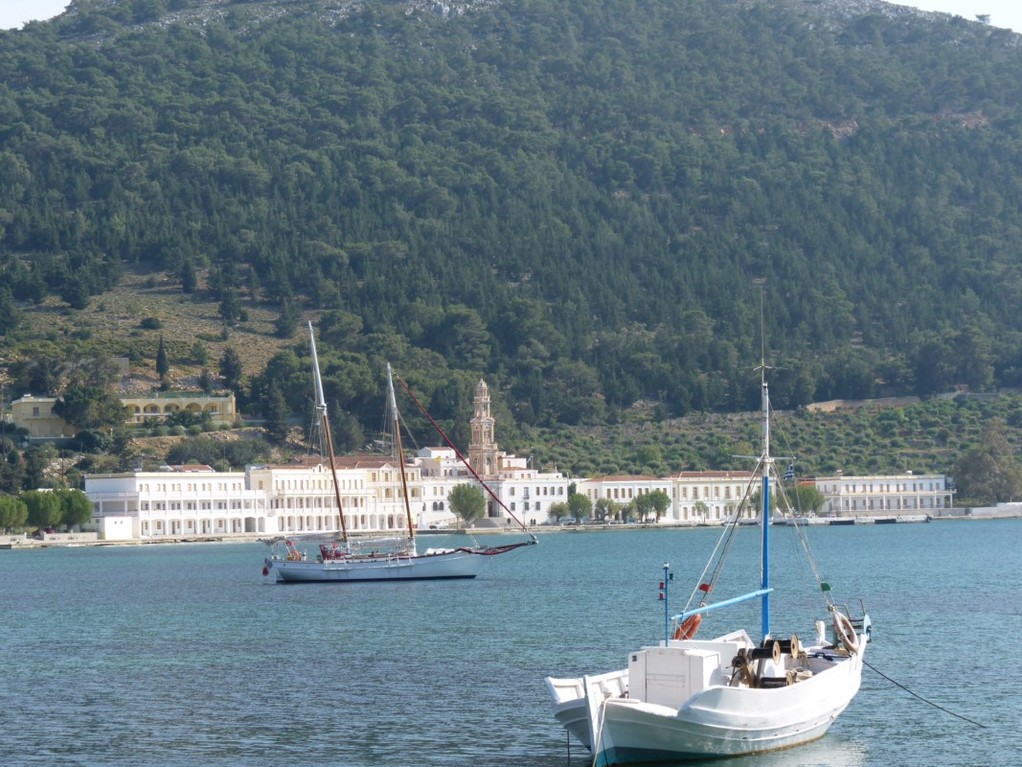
top-left (673, 613), bottom-right (702, 641)
top-left (832, 612), bottom-right (859, 654)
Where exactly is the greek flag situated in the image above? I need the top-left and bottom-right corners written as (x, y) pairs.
top-left (783, 464), bottom-right (795, 481)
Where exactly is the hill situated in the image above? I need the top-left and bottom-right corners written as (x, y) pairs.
top-left (2, 0), bottom-right (1022, 462)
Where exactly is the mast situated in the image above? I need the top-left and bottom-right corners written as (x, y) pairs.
top-left (387, 363), bottom-right (416, 541)
top-left (309, 322), bottom-right (349, 546)
top-left (760, 365), bottom-right (772, 641)
top-left (759, 291), bottom-right (771, 641)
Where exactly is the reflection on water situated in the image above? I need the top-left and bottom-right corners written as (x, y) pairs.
top-left (728, 736), bottom-right (868, 767)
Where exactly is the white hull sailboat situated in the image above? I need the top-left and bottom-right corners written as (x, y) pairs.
top-left (545, 336), bottom-right (870, 765)
top-left (262, 539), bottom-right (498, 582)
top-left (263, 323), bottom-right (535, 583)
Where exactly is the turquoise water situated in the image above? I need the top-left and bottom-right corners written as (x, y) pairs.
top-left (1, 521), bottom-right (1019, 766)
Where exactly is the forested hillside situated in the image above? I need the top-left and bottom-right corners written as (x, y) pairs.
top-left (2, 0), bottom-right (1022, 441)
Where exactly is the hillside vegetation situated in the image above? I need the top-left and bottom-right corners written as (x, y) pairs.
top-left (2, 0), bottom-right (1022, 490)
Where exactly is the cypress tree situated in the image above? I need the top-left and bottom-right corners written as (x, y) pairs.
top-left (156, 335), bottom-right (170, 389)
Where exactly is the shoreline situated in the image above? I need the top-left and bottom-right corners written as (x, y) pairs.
top-left (2, 510), bottom-right (1019, 550)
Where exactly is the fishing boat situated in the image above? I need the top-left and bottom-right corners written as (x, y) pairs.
top-left (262, 323), bottom-right (535, 583)
top-left (544, 359), bottom-right (871, 764)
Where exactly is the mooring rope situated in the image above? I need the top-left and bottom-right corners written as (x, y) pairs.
top-left (864, 659), bottom-right (987, 728)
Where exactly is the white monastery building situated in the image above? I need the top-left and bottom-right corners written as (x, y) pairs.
top-left (82, 380), bottom-right (954, 541)
top-left (813, 473), bottom-right (952, 516)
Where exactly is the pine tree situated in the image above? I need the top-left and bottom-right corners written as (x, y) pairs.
top-left (179, 260), bottom-right (197, 293)
top-left (156, 335), bottom-right (170, 389)
top-left (264, 382), bottom-right (290, 445)
top-left (274, 297), bottom-right (299, 339)
top-left (219, 346), bottom-right (244, 394)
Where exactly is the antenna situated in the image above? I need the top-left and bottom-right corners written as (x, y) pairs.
top-left (759, 285), bottom-right (766, 386)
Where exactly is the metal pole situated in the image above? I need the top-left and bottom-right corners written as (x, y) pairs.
top-left (663, 561), bottom-right (671, 643)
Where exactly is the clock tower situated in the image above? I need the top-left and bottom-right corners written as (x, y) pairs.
top-left (468, 379), bottom-right (498, 477)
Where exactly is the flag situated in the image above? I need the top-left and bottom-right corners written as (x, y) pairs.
top-left (783, 464), bottom-right (795, 481)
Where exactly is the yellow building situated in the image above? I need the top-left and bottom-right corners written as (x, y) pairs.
top-left (10, 391), bottom-right (237, 438)
top-left (123, 392), bottom-right (237, 425)
top-left (9, 395), bottom-right (77, 438)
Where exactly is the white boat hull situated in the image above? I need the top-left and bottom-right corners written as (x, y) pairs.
top-left (546, 669), bottom-right (628, 749)
top-left (591, 652), bottom-right (863, 765)
top-left (548, 631), bottom-right (867, 766)
top-left (264, 548), bottom-right (489, 582)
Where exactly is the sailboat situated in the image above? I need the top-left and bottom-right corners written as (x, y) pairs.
top-left (544, 357), bottom-right (871, 764)
top-left (262, 323), bottom-right (536, 583)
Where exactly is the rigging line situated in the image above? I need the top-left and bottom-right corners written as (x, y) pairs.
top-left (393, 372), bottom-right (536, 540)
top-left (772, 461), bottom-right (833, 607)
top-left (682, 467), bottom-right (756, 613)
top-left (863, 659), bottom-right (987, 729)
top-left (682, 462), bottom-right (764, 615)
top-left (787, 505), bottom-right (831, 606)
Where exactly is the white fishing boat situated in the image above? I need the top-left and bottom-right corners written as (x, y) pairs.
top-left (544, 350), bottom-right (871, 764)
top-left (263, 323), bottom-right (535, 583)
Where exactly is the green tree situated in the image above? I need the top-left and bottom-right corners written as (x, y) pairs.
top-left (318, 310), bottom-right (364, 350)
top-left (785, 484), bottom-right (826, 516)
top-left (219, 346), bottom-right (244, 395)
top-left (647, 489), bottom-right (671, 521)
top-left (20, 356), bottom-right (64, 395)
top-left (634, 492), bottom-right (654, 522)
top-left (191, 340), bottom-right (209, 366)
top-left (952, 422), bottom-right (1022, 504)
top-left (156, 334), bottom-right (170, 388)
top-left (274, 296), bottom-right (300, 339)
top-left (0, 288), bottom-right (22, 334)
top-left (448, 483), bottom-right (486, 527)
top-left (0, 494), bottom-right (28, 531)
top-left (546, 500), bottom-right (569, 524)
top-left (331, 409), bottom-right (366, 454)
top-left (21, 490), bottom-right (62, 529)
top-left (22, 444), bottom-right (56, 490)
top-left (218, 288), bottom-right (242, 326)
top-left (593, 496), bottom-right (621, 522)
top-left (693, 500), bottom-right (709, 523)
top-left (180, 259), bottom-right (197, 293)
top-left (264, 381), bottom-right (291, 445)
top-left (619, 500), bottom-right (637, 524)
top-left (198, 368), bottom-right (215, 394)
top-left (0, 448), bottom-right (26, 494)
top-left (53, 386), bottom-right (127, 432)
top-left (636, 445), bottom-right (663, 472)
top-left (567, 492), bottom-right (592, 524)
top-left (55, 488), bottom-right (93, 529)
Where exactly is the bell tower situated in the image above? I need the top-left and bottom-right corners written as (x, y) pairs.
top-left (469, 379), bottom-right (498, 477)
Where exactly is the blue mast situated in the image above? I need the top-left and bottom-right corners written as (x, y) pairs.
top-left (667, 290), bottom-right (776, 640)
top-left (760, 371), bottom-right (771, 642)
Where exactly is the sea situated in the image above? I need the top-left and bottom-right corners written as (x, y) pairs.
top-left (1, 520), bottom-right (1019, 767)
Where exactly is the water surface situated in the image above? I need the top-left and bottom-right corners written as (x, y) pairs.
top-left (1, 521), bottom-right (1018, 766)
